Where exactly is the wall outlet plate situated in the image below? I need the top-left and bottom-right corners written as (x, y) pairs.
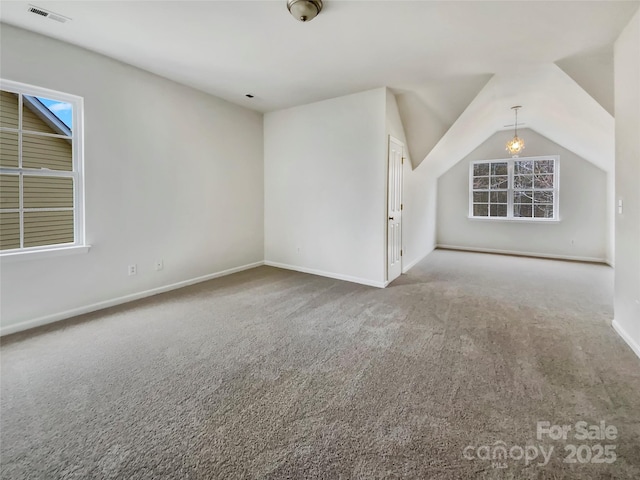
top-left (128, 264), bottom-right (137, 276)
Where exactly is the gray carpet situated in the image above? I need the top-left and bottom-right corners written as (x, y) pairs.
top-left (1, 250), bottom-right (640, 479)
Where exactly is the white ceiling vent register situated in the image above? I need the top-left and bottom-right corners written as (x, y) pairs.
top-left (28, 5), bottom-right (70, 23)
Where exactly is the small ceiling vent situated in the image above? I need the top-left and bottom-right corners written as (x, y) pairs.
top-left (29, 6), bottom-right (48, 17)
top-left (28, 5), bottom-right (70, 23)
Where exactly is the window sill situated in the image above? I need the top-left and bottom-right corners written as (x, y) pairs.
top-left (467, 216), bottom-right (561, 223)
top-left (0, 245), bottom-right (91, 263)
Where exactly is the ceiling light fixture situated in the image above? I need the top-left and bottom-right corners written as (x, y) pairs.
top-left (287, 0), bottom-right (323, 22)
top-left (505, 105), bottom-right (525, 157)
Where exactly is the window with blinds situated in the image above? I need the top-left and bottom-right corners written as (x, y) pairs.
top-left (0, 81), bottom-right (84, 253)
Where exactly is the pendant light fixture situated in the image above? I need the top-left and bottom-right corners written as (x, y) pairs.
top-left (287, 0), bottom-right (323, 22)
top-left (505, 106), bottom-right (525, 157)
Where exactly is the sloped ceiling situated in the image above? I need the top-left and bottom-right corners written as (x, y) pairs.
top-left (0, 1), bottom-right (627, 174)
top-left (391, 74), bottom-right (493, 166)
top-left (418, 64), bottom-right (614, 176)
top-left (0, 1), bottom-right (637, 113)
top-left (556, 46), bottom-right (614, 116)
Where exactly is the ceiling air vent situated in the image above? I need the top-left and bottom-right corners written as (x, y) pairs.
top-left (29, 7), bottom-right (48, 17)
top-left (28, 5), bottom-right (70, 23)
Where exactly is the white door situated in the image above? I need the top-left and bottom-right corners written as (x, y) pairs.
top-left (387, 136), bottom-right (404, 282)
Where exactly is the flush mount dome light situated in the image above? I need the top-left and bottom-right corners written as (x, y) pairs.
top-left (287, 0), bottom-right (323, 22)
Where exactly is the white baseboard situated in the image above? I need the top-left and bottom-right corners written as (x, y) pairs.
top-left (436, 244), bottom-right (607, 264)
top-left (264, 260), bottom-right (385, 288)
top-left (612, 319), bottom-right (640, 361)
top-left (402, 246), bottom-right (435, 273)
top-left (0, 261), bottom-right (264, 337)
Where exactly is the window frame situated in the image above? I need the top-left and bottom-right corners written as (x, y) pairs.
top-left (0, 79), bottom-right (86, 256)
top-left (468, 155), bottom-right (560, 222)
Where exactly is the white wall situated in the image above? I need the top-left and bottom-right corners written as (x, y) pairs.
top-left (436, 129), bottom-right (608, 262)
top-left (555, 45), bottom-right (615, 116)
top-left (264, 88), bottom-right (387, 287)
top-left (613, 11), bottom-right (640, 357)
top-left (0, 24), bottom-right (264, 334)
top-left (385, 89), bottom-right (411, 165)
top-left (395, 91), bottom-right (448, 169)
top-left (385, 90), bottom-right (437, 272)
top-left (403, 164), bottom-right (438, 271)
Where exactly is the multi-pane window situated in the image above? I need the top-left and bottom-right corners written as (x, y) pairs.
top-left (470, 156), bottom-right (558, 220)
top-left (0, 80), bottom-right (84, 252)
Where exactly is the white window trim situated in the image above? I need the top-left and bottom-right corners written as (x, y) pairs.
top-left (468, 155), bottom-right (560, 222)
top-left (0, 79), bottom-right (88, 259)
top-left (0, 245), bottom-right (90, 263)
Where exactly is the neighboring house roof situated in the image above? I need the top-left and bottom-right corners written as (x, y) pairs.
top-left (22, 95), bottom-right (72, 138)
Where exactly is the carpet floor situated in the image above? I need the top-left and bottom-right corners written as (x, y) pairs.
top-left (1, 250), bottom-right (640, 479)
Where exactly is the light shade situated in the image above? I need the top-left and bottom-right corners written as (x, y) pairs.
top-left (505, 106), bottom-right (525, 156)
top-left (506, 135), bottom-right (525, 155)
top-left (287, 0), bottom-right (323, 22)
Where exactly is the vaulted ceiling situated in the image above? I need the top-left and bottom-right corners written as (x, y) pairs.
top-left (1, 0), bottom-right (636, 173)
top-left (420, 64), bottom-right (615, 176)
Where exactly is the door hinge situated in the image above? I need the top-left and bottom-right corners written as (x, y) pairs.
top-left (401, 203), bottom-right (404, 210)
top-left (402, 157), bottom-right (405, 164)
top-left (401, 249), bottom-right (403, 257)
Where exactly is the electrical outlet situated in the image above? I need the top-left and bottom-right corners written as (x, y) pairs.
top-left (128, 264), bottom-right (137, 276)
top-left (155, 259), bottom-right (163, 271)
